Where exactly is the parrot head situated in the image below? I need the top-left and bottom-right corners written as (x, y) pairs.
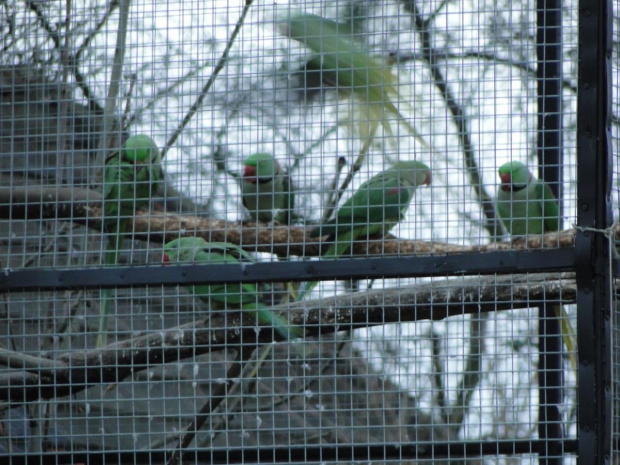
top-left (392, 160), bottom-right (432, 187)
top-left (163, 237), bottom-right (209, 264)
top-left (243, 153), bottom-right (281, 184)
top-left (123, 135), bottom-right (160, 164)
top-left (498, 161), bottom-right (532, 192)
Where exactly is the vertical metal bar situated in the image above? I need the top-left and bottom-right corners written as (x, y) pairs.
top-left (537, 2), bottom-right (564, 464)
top-left (576, 0), bottom-right (613, 464)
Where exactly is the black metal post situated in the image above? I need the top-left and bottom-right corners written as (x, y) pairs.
top-left (537, 2), bottom-right (564, 463)
top-left (576, 1), bottom-right (613, 465)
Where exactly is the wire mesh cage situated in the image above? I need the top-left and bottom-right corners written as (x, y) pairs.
top-left (0, 0), bottom-right (616, 464)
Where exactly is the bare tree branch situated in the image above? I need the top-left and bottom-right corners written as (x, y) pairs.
top-left (2, 186), bottom-right (617, 258)
top-left (0, 272), bottom-right (577, 402)
top-left (162, 0), bottom-right (255, 160)
top-left (404, 0), bottom-right (504, 240)
top-left (391, 50), bottom-right (577, 94)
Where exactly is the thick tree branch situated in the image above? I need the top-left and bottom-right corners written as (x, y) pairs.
top-left (2, 187), bottom-right (615, 258)
top-left (0, 272), bottom-right (576, 402)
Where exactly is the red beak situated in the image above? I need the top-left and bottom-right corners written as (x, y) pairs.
top-left (500, 173), bottom-right (511, 191)
top-left (163, 253), bottom-right (170, 264)
top-left (244, 165), bottom-right (257, 183)
top-left (424, 171), bottom-right (432, 186)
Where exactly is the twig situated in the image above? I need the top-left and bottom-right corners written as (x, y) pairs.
top-left (404, 0), bottom-right (503, 240)
top-left (74, 1), bottom-right (119, 63)
top-left (212, 79), bottom-right (263, 174)
top-left (162, 0), bottom-right (255, 160)
top-left (71, 0), bottom-right (119, 114)
top-left (391, 50), bottom-right (577, 95)
top-left (125, 17), bottom-right (248, 130)
top-left (1, 2), bottom-right (17, 54)
top-left (24, 1), bottom-right (60, 45)
top-left (322, 157), bottom-right (347, 223)
top-left (121, 73), bottom-right (138, 129)
top-left (320, 124), bottom-right (378, 222)
top-left (403, 0), bottom-right (498, 437)
top-left (424, 0), bottom-right (451, 26)
top-left (290, 123), bottom-right (340, 174)
top-left (26, 0), bottom-right (111, 115)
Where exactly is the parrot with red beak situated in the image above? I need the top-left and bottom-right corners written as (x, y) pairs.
top-left (241, 153), bottom-right (294, 224)
top-left (496, 161), bottom-right (576, 372)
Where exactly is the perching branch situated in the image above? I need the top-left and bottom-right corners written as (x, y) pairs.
top-left (0, 272), bottom-right (577, 402)
top-left (2, 186), bottom-right (617, 258)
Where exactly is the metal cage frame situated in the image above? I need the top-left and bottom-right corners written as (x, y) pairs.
top-left (0, 0), bottom-right (616, 464)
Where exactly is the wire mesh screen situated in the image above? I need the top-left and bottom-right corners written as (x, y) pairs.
top-left (0, 0), bottom-right (614, 464)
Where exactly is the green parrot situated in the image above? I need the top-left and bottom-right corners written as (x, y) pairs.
top-left (102, 134), bottom-right (163, 262)
top-left (241, 153), bottom-right (294, 224)
top-left (97, 134), bottom-right (163, 348)
top-left (281, 13), bottom-right (429, 150)
top-left (296, 160), bottom-right (431, 301)
top-left (496, 161), bottom-right (559, 237)
top-left (496, 161), bottom-right (576, 372)
top-left (163, 237), bottom-right (301, 340)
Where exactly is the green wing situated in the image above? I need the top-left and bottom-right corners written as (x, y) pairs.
top-left (285, 14), bottom-right (393, 103)
top-left (192, 243), bottom-right (301, 339)
top-left (536, 180), bottom-right (560, 232)
top-left (103, 153), bottom-right (161, 220)
top-left (98, 149), bottom-right (161, 348)
top-left (283, 13), bottom-right (429, 150)
top-left (276, 174), bottom-right (295, 225)
top-left (191, 246), bottom-right (260, 308)
top-left (315, 174), bottom-right (409, 238)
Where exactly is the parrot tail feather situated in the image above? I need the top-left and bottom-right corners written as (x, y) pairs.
top-left (553, 304), bottom-right (577, 373)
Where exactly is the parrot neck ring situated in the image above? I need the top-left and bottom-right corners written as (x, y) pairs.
top-left (500, 173), bottom-right (528, 192)
top-left (504, 181), bottom-right (529, 193)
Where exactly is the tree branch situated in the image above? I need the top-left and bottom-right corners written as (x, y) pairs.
top-left (162, 0), bottom-right (254, 160)
top-left (404, 0), bottom-right (504, 240)
top-left (0, 272), bottom-right (577, 402)
top-left (390, 50), bottom-right (577, 95)
top-left (2, 186), bottom-right (617, 258)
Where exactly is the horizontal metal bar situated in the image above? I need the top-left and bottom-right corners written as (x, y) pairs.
top-left (3, 439), bottom-right (577, 464)
top-left (0, 248), bottom-right (575, 292)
